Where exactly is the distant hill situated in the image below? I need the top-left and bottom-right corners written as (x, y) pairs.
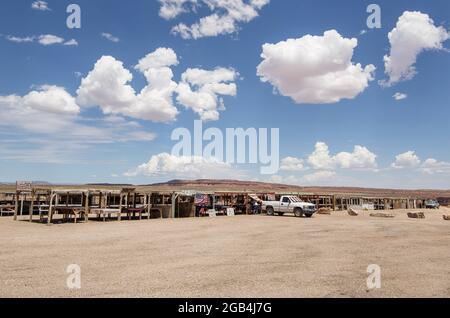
top-left (144, 179), bottom-right (450, 199)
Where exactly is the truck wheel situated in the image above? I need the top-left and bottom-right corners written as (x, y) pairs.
top-left (266, 207), bottom-right (274, 216)
top-left (294, 208), bottom-right (303, 217)
top-left (277, 212), bottom-right (284, 216)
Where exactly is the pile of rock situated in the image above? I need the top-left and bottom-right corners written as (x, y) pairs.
top-left (370, 212), bottom-right (395, 218)
top-left (318, 208), bottom-right (332, 215)
top-left (407, 212), bottom-right (425, 219)
top-left (443, 215), bottom-right (450, 221)
top-left (347, 208), bottom-right (359, 216)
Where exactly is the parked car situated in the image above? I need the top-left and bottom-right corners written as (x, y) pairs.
top-left (425, 199), bottom-right (440, 209)
top-left (262, 196), bottom-right (317, 218)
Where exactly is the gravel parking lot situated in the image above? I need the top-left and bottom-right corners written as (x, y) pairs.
top-left (1, 208), bottom-right (449, 298)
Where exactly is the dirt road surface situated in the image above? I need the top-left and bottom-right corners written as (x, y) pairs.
top-left (1, 208), bottom-right (449, 298)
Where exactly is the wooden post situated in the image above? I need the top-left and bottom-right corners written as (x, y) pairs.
top-left (13, 191), bottom-right (19, 221)
top-left (20, 195), bottom-right (24, 216)
top-left (84, 191), bottom-right (90, 222)
top-left (147, 194), bottom-right (151, 220)
top-left (244, 195), bottom-right (249, 215)
top-left (125, 192), bottom-right (130, 220)
top-left (118, 193), bottom-right (123, 221)
top-left (47, 193), bottom-right (55, 225)
top-left (29, 190), bottom-right (35, 222)
top-left (171, 192), bottom-right (176, 218)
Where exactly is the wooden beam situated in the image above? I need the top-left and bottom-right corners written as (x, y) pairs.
top-left (147, 194), bottom-right (151, 220)
top-left (29, 191), bottom-right (35, 222)
top-left (13, 191), bottom-right (19, 221)
top-left (171, 192), bottom-right (176, 218)
top-left (118, 194), bottom-right (123, 221)
top-left (84, 191), bottom-right (90, 222)
top-left (47, 193), bottom-right (55, 225)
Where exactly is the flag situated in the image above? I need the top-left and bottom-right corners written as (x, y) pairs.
top-left (194, 193), bottom-right (209, 206)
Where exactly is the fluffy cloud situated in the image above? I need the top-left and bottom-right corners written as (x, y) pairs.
top-left (38, 34), bottom-right (64, 45)
top-left (0, 87), bottom-right (79, 134)
top-left (391, 151), bottom-right (421, 169)
top-left (280, 156), bottom-right (305, 171)
top-left (393, 92), bottom-right (407, 101)
top-left (382, 11), bottom-right (449, 86)
top-left (176, 67), bottom-right (238, 121)
top-left (421, 158), bottom-right (450, 175)
top-left (159, 0), bottom-right (270, 39)
top-left (78, 48), bottom-right (236, 122)
top-left (135, 47), bottom-right (179, 72)
top-left (308, 142), bottom-right (377, 170)
top-left (391, 151), bottom-right (450, 174)
top-left (77, 52), bottom-right (179, 123)
top-left (257, 30), bottom-right (375, 104)
top-left (21, 85), bottom-right (80, 115)
top-left (0, 87), bottom-right (156, 163)
top-left (158, 0), bottom-right (197, 20)
top-left (31, 1), bottom-right (50, 11)
top-left (124, 152), bottom-right (243, 179)
top-left (0, 86), bottom-right (154, 140)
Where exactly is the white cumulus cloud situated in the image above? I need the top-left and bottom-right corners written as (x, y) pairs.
top-left (77, 52), bottom-right (179, 123)
top-left (421, 158), bottom-right (450, 175)
top-left (0, 87), bottom-right (156, 163)
top-left (308, 142), bottom-right (377, 170)
top-left (391, 151), bottom-right (450, 175)
top-left (21, 85), bottom-right (80, 115)
top-left (391, 151), bottom-right (421, 169)
top-left (280, 156), bottom-right (305, 171)
top-left (257, 30), bottom-right (375, 104)
top-left (382, 11), bottom-right (449, 86)
top-left (159, 0), bottom-right (270, 39)
top-left (176, 67), bottom-right (238, 121)
top-left (124, 152), bottom-right (243, 179)
top-left (77, 48), bottom-right (236, 122)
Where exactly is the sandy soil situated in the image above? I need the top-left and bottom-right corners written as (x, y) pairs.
top-left (0, 208), bottom-right (449, 298)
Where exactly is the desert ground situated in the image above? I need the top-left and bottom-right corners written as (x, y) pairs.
top-left (0, 208), bottom-right (449, 298)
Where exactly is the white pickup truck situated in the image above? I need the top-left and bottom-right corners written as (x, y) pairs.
top-left (262, 196), bottom-right (317, 218)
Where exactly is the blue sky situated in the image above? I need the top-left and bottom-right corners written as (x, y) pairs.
top-left (0, 0), bottom-right (449, 189)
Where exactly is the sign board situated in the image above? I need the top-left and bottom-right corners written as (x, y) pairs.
top-left (207, 209), bottom-right (217, 217)
top-left (226, 208), bottom-right (235, 216)
top-left (180, 190), bottom-right (197, 196)
top-left (16, 181), bottom-right (32, 192)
